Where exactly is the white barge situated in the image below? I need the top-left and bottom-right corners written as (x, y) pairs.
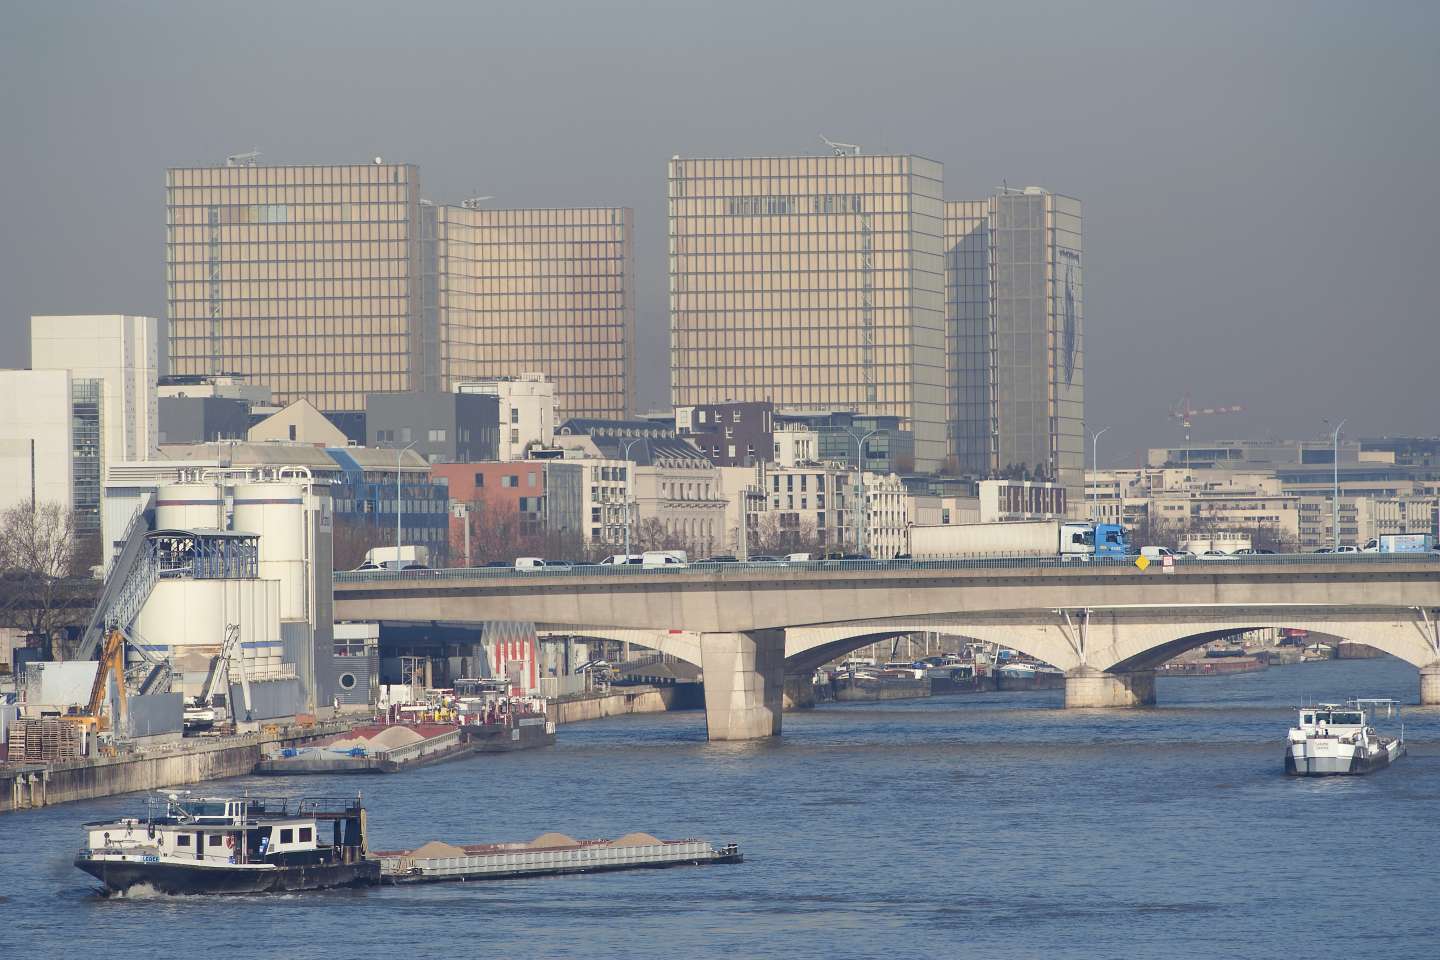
top-left (1285, 699), bottom-right (1405, 776)
top-left (377, 832), bottom-right (741, 884)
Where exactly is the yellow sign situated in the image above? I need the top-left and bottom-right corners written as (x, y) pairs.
top-left (1134, 554), bottom-right (1151, 571)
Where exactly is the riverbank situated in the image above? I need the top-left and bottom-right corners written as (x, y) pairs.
top-left (549, 683), bottom-right (703, 726)
top-left (1, 715), bottom-right (356, 813)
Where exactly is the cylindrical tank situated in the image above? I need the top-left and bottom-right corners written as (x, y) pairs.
top-left (231, 482), bottom-right (308, 621)
top-left (154, 482), bottom-right (226, 531)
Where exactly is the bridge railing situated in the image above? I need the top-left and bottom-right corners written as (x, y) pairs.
top-left (333, 551), bottom-right (1440, 585)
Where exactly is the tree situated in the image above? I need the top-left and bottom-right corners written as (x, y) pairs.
top-left (750, 513), bottom-right (824, 556)
top-left (332, 517), bottom-right (391, 570)
top-left (0, 501), bottom-right (90, 659)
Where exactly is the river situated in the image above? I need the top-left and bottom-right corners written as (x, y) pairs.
top-left (4, 656), bottom-right (1439, 959)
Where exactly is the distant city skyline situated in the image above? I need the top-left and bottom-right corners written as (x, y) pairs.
top-left (3, 2), bottom-right (1437, 464)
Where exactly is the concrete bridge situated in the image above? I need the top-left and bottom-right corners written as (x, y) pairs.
top-left (333, 557), bottom-right (1440, 740)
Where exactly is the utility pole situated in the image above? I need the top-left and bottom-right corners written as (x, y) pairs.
top-left (1326, 419), bottom-right (1346, 550)
top-left (1089, 427), bottom-right (1109, 522)
top-left (845, 428), bottom-right (877, 555)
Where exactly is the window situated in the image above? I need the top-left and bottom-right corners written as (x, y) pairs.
top-left (428, 428), bottom-right (447, 443)
top-left (732, 410), bottom-right (742, 422)
top-left (280, 828), bottom-right (294, 844)
top-left (288, 425), bottom-right (297, 441)
top-left (299, 827), bottom-right (313, 843)
top-left (400, 426), bottom-right (412, 443)
top-left (176, 834), bottom-right (192, 847)
top-left (474, 472), bottom-right (485, 487)
top-left (510, 429), bottom-right (520, 444)
top-left (527, 472), bottom-right (537, 487)
top-left (510, 408), bottom-right (520, 424)
top-left (209, 834), bottom-right (223, 847)
top-left (502, 475), bottom-right (518, 488)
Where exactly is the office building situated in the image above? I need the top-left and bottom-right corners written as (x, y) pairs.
top-left (435, 205), bottom-right (635, 420)
top-left (455, 372), bottom-right (557, 460)
top-left (158, 395), bottom-right (250, 445)
top-left (0, 370), bottom-right (78, 516)
top-left (366, 391), bottom-right (500, 463)
top-left (30, 314), bottom-right (159, 466)
top-left (166, 159), bottom-right (428, 415)
top-left (944, 189), bottom-right (1085, 505)
top-left (668, 153), bottom-right (947, 472)
top-left (675, 401), bottom-right (773, 467)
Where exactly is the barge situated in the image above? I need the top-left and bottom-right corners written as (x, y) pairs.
top-left (76, 794), bottom-right (378, 895)
top-left (76, 793), bottom-right (741, 895)
top-left (1285, 699), bottom-right (1405, 776)
top-left (254, 714), bottom-right (555, 775)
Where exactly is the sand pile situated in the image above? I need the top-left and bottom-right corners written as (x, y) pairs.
top-left (325, 726), bottom-right (427, 753)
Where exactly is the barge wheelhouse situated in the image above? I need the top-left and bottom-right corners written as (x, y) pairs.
top-left (75, 794), bottom-right (379, 895)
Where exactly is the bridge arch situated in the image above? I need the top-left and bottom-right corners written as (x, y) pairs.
top-left (784, 623), bottom-right (1083, 676)
top-left (536, 627), bottom-right (702, 666)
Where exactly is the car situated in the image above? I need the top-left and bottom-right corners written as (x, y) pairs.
top-left (600, 554), bottom-right (644, 565)
top-left (746, 555), bottom-right (783, 563)
top-left (1194, 550), bottom-right (1239, 561)
top-left (1233, 548), bottom-right (1277, 556)
top-left (1334, 545), bottom-right (1361, 554)
top-left (785, 552), bottom-right (814, 562)
top-left (699, 555), bottom-right (739, 563)
top-left (514, 557), bottom-right (547, 570)
top-left (482, 560), bottom-right (510, 568)
top-left (1312, 547), bottom-right (1334, 554)
top-left (641, 551), bottom-right (687, 568)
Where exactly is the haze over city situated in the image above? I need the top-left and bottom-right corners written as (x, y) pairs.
top-left (2, 0), bottom-right (1436, 464)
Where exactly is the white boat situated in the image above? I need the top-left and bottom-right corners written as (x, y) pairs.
top-left (1285, 700), bottom-right (1405, 776)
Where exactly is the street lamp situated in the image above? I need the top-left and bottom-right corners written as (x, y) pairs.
top-left (844, 428), bottom-right (878, 556)
top-left (620, 437), bottom-right (645, 558)
top-left (1089, 427), bottom-right (1109, 522)
top-left (1324, 418), bottom-right (1346, 550)
top-left (390, 440), bottom-right (417, 571)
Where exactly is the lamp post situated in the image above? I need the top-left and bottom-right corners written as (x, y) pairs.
top-left (845, 428), bottom-right (878, 556)
top-left (1089, 427), bottom-right (1109, 522)
top-left (1325, 419), bottom-right (1346, 550)
top-left (621, 437), bottom-right (644, 558)
top-left (392, 441), bottom-right (416, 571)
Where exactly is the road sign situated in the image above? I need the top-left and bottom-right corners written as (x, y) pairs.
top-left (1134, 555), bottom-right (1151, 571)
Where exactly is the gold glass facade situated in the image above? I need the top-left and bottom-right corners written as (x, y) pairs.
top-left (435, 206), bottom-right (635, 420)
top-left (944, 189), bottom-right (1084, 505)
top-left (166, 163), bottom-right (425, 414)
top-left (668, 155), bottom-right (947, 472)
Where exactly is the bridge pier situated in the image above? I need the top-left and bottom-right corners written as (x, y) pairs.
top-left (700, 630), bottom-right (785, 740)
top-left (783, 674), bottom-right (817, 710)
top-left (1064, 667), bottom-right (1156, 709)
top-left (1420, 663), bottom-right (1440, 706)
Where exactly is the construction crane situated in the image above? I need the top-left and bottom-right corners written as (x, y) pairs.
top-left (820, 135), bottom-right (861, 156)
top-left (190, 624), bottom-right (252, 729)
top-left (1168, 393), bottom-right (1244, 480)
top-left (69, 628), bottom-right (129, 736)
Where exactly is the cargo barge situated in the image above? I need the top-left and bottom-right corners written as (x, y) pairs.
top-left (76, 792), bottom-right (740, 896)
top-left (254, 715), bottom-right (554, 775)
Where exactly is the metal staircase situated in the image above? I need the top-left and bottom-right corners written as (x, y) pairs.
top-left (76, 493), bottom-right (156, 660)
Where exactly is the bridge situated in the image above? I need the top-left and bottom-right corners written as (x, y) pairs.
top-left (333, 556), bottom-right (1440, 741)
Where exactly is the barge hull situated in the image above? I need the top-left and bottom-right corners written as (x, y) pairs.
top-left (76, 857), bottom-right (380, 895)
top-left (383, 850), bottom-right (741, 885)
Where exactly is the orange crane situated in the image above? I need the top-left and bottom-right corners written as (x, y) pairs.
top-left (1168, 393), bottom-right (1244, 479)
top-left (70, 627), bottom-right (128, 735)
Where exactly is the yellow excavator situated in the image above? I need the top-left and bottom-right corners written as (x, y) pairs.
top-left (68, 627), bottom-right (128, 735)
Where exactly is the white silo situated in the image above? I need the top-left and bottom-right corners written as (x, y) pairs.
top-left (154, 481), bottom-right (226, 531)
top-left (231, 481), bottom-right (309, 622)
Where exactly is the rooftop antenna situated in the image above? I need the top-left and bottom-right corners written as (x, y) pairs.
top-left (225, 151), bottom-right (261, 167)
top-left (461, 195), bottom-right (495, 210)
top-left (820, 136), bottom-right (861, 156)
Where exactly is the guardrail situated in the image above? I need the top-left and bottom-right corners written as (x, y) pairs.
top-left (334, 551), bottom-right (1440, 585)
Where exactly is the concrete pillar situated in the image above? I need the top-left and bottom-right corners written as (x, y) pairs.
top-left (1065, 667), bottom-right (1157, 709)
top-left (1420, 663), bottom-right (1440, 706)
top-left (700, 630), bottom-right (785, 740)
top-left (783, 674), bottom-right (817, 711)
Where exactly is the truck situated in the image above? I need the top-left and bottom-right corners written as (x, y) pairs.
top-left (908, 520), bottom-right (1129, 560)
top-left (1361, 533), bottom-right (1437, 554)
top-left (360, 545), bottom-right (431, 570)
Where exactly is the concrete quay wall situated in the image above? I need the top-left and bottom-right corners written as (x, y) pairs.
top-left (550, 684), bottom-right (699, 726)
top-left (1, 717), bottom-right (357, 814)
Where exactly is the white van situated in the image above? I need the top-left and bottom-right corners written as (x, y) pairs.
top-left (600, 554), bottom-right (644, 565)
top-left (641, 551), bottom-right (688, 568)
top-left (785, 552), bottom-right (814, 563)
top-left (514, 557), bottom-right (546, 570)
top-left (1140, 546), bottom-right (1177, 561)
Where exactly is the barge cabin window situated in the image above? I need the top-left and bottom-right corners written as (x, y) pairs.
top-left (280, 829), bottom-right (294, 844)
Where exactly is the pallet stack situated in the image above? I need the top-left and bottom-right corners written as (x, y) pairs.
top-left (6, 718), bottom-right (84, 762)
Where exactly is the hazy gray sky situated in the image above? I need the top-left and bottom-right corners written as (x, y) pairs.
top-left (2, 0), bottom-right (1436, 465)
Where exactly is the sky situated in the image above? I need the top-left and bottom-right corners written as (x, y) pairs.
top-left (1, 0), bottom-right (1436, 466)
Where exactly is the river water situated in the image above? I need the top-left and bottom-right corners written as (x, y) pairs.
top-left (5, 657), bottom-right (1439, 960)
